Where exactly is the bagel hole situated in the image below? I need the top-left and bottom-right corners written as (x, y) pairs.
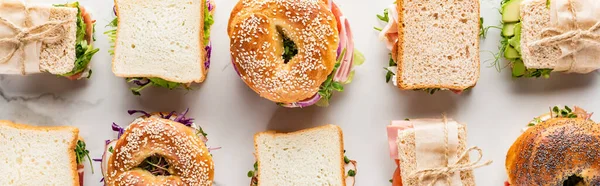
top-left (563, 175), bottom-right (585, 186)
top-left (139, 155), bottom-right (171, 176)
top-left (277, 26), bottom-right (298, 64)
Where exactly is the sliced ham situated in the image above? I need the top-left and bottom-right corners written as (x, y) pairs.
top-left (379, 4), bottom-right (399, 50)
top-left (386, 121), bottom-right (413, 159)
top-left (77, 164), bottom-right (84, 186)
top-left (329, 1), bottom-right (355, 83)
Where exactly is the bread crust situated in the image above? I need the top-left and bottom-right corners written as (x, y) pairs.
top-left (395, 0), bottom-right (480, 90)
top-left (105, 117), bottom-right (213, 186)
top-left (253, 124), bottom-right (345, 186)
top-left (0, 120), bottom-right (80, 186)
top-left (111, 0), bottom-right (207, 83)
top-left (228, 0), bottom-right (339, 103)
top-left (506, 118), bottom-right (600, 185)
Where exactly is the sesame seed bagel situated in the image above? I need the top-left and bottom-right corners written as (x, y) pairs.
top-left (228, 0), bottom-right (339, 103)
top-left (105, 116), bottom-right (214, 186)
top-left (506, 118), bottom-right (600, 185)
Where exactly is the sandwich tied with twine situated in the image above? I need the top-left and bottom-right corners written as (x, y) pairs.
top-left (409, 114), bottom-right (492, 186)
top-left (527, 0), bottom-right (600, 74)
top-left (0, 6), bottom-right (72, 74)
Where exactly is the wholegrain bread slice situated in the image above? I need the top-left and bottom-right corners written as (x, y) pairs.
top-left (397, 123), bottom-right (475, 185)
top-left (37, 6), bottom-right (78, 75)
top-left (520, 0), bottom-right (561, 69)
top-left (254, 124), bottom-right (345, 186)
top-left (396, 0), bottom-right (480, 90)
top-left (0, 120), bottom-right (79, 186)
top-left (112, 0), bottom-right (206, 83)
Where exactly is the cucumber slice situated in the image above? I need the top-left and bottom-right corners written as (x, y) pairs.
top-left (504, 45), bottom-right (520, 59)
top-left (512, 59), bottom-right (526, 77)
top-left (502, 23), bottom-right (517, 37)
top-left (502, 0), bottom-right (522, 23)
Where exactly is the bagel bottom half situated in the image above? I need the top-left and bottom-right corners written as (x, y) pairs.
top-left (105, 116), bottom-right (214, 186)
top-left (506, 118), bottom-right (600, 185)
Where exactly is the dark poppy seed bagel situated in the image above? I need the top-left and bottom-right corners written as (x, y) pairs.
top-left (105, 116), bottom-right (214, 186)
top-left (228, 0), bottom-right (339, 103)
top-left (506, 118), bottom-right (600, 185)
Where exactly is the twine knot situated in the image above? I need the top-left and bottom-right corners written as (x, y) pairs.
top-left (410, 114), bottom-right (492, 186)
top-left (0, 15), bottom-right (72, 74)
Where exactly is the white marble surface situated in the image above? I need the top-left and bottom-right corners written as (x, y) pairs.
top-left (1, 0), bottom-right (600, 185)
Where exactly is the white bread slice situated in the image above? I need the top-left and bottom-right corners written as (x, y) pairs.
top-left (396, 0), bottom-right (480, 90)
top-left (0, 120), bottom-right (79, 186)
top-left (397, 124), bottom-right (474, 185)
top-left (254, 125), bottom-right (345, 186)
top-left (520, 0), bottom-right (561, 69)
top-left (112, 0), bottom-right (206, 83)
top-left (37, 6), bottom-right (78, 75)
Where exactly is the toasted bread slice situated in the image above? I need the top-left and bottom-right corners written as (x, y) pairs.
top-left (396, 123), bottom-right (474, 185)
top-left (520, 0), bottom-right (561, 69)
top-left (0, 120), bottom-right (79, 186)
top-left (112, 0), bottom-right (206, 83)
top-left (395, 0), bottom-right (480, 90)
top-left (254, 125), bottom-right (345, 186)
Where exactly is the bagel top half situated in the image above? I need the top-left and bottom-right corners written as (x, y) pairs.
top-left (228, 0), bottom-right (339, 103)
top-left (506, 118), bottom-right (600, 185)
top-left (105, 116), bottom-right (214, 186)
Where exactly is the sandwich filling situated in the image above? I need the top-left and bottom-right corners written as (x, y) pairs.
top-left (505, 105), bottom-right (592, 186)
top-left (230, 0), bottom-right (364, 108)
top-left (247, 151), bottom-right (357, 186)
top-left (53, 2), bottom-right (99, 80)
top-left (95, 109), bottom-right (218, 182)
top-left (376, 3), bottom-right (471, 94)
top-left (75, 140), bottom-right (92, 186)
top-left (499, 0), bottom-right (553, 78)
top-left (105, 0), bottom-right (215, 95)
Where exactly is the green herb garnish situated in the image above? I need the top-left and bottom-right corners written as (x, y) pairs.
top-left (105, 17), bottom-right (118, 55)
top-left (279, 27), bottom-right (298, 63)
top-left (552, 106), bottom-right (577, 118)
top-left (55, 2), bottom-right (99, 78)
top-left (348, 169), bottom-right (356, 177)
top-left (377, 9), bottom-right (390, 23)
top-left (75, 140), bottom-right (94, 173)
top-left (139, 155), bottom-right (171, 176)
top-left (249, 161), bottom-right (259, 185)
top-left (315, 49), bottom-right (347, 107)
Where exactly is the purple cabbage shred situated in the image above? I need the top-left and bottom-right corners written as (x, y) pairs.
top-left (127, 110), bottom-right (151, 117)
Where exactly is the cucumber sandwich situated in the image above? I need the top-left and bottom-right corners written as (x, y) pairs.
top-left (500, 0), bottom-right (558, 78)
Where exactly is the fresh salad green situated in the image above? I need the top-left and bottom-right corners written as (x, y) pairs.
top-left (75, 140), bottom-right (93, 173)
top-left (54, 2), bottom-right (99, 78)
top-left (315, 49), bottom-right (365, 107)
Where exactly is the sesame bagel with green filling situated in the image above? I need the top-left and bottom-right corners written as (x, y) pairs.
top-left (104, 116), bottom-right (214, 186)
top-left (228, 0), bottom-right (364, 108)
